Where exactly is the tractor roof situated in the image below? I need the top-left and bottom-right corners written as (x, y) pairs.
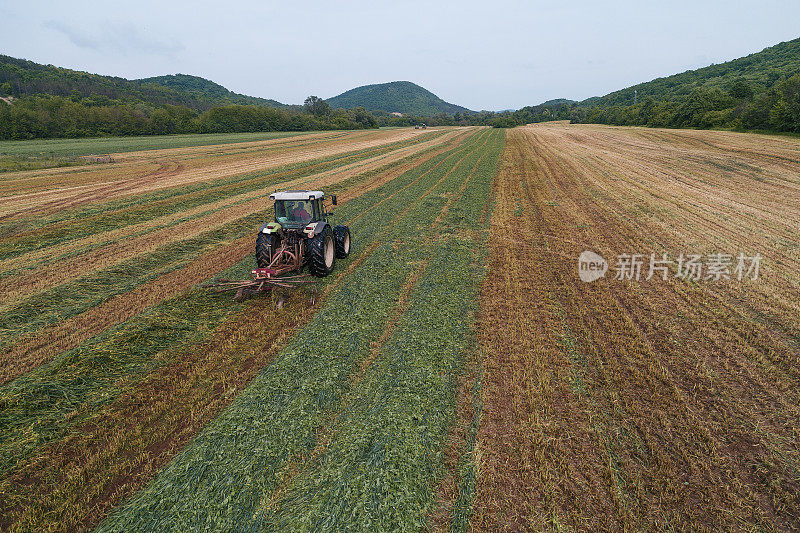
top-left (269, 190), bottom-right (324, 201)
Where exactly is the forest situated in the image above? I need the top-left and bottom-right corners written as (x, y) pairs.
top-left (0, 96), bottom-right (378, 139)
top-left (0, 57), bottom-right (376, 139)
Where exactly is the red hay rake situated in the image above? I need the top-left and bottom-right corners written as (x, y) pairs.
top-left (204, 240), bottom-right (316, 302)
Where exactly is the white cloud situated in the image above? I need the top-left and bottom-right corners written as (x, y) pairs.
top-left (43, 19), bottom-right (183, 57)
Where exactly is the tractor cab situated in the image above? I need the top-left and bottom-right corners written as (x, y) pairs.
top-left (269, 190), bottom-right (336, 229)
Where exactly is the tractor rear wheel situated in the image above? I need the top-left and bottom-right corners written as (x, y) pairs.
top-left (256, 232), bottom-right (279, 268)
top-left (333, 225), bottom-right (351, 258)
top-left (308, 226), bottom-right (336, 277)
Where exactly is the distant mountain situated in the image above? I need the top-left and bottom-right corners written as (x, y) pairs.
top-left (136, 74), bottom-right (234, 97)
top-left (135, 74), bottom-right (286, 108)
top-left (0, 55), bottom-right (287, 110)
top-left (579, 37), bottom-right (800, 107)
top-left (327, 81), bottom-right (472, 115)
top-left (571, 36), bottom-right (800, 132)
top-left (539, 98), bottom-right (575, 106)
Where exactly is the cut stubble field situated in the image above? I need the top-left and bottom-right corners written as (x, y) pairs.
top-left (472, 123), bottom-right (800, 531)
top-left (0, 123), bottom-right (798, 532)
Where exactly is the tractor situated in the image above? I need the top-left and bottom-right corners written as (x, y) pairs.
top-left (204, 190), bottom-right (350, 301)
top-left (256, 190), bottom-right (350, 277)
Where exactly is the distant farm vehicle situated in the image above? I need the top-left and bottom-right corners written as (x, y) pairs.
top-left (205, 190), bottom-right (351, 301)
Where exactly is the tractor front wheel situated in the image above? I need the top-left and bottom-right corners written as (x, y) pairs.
top-left (308, 226), bottom-right (336, 277)
top-left (333, 225), bottom-right (351, 258)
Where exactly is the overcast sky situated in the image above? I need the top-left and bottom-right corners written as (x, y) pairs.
top-left (1, 0), bottom-right (798, 111)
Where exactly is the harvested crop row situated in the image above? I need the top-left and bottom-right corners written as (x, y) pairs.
top-left (0, 130), bottom-right (472, 387)
top-left (0, 129), bottom-right (467, 306)
top-left (0, 128), bottom-right (435, 217)
top-left (258, 131), bottom-right (505, 531)
top-left (0, 136), bottom-right (451, 285)
top-left (0, 247), bottom-right (370, 532)
top-left (241, 131), bottom-right (497, 519)
top-left (0, 130), bottom-right (448, 261)
top-left (528, 124), bottom-right (800, 361)
top-left (109, 130), bottom-right (356, 163)
top-left (0, 130), bottom-right (493, 531)
top-left (0, 210), bottom-right (281, 352)
top-left (0, 130), bottom-right (371, 198)
top-left (90, 129), bottom-right (502, 531)
top-left (471, 124), bottom-right (800, 531)
top-left (0, 234), bottom-right (252, 386)
top-left (0, 133), bottom-right (350, 215)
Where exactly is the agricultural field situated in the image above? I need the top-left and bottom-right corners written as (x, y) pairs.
top-left (0, 131), bottom-right (321, 173)
top-left (0, 122), bottom-right (798, 532)
top-left (472, 123), bottom-right (800, 530)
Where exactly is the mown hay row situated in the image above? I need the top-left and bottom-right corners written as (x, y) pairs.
top-left (91, 130), bottom-right (501, 532)
top-left (0, 130), bottom-right (466, 306)
top-left (0, 130), bottom-right (448, 260)
top-left (0, 130), bottom-right (491, 532)
top-left (0, 129), bottom-right (436, 217)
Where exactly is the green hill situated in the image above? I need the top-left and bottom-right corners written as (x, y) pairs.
top-left (327, 81), bottom-right (472, 115)
top-left (540, 98), bottom-right (576, 106)
top-left (582, 38), bottom-right (800, 107)
top-left (0, 56), bottom-right (383, 140)
top-left (135, 74), bottom-right (286, 108)
top-left (573, 37), bottom-right (800, 131)
top-left (136, 74), bottom-right (234, 97)
top-left (0, 56), bottom-right (286, 109)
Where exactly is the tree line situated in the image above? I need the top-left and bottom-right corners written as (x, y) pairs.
top-left (2, 80), bottom-right (797, 139)
top-left (369, 104), bottom-right (575, 129)
top-left (432, 74), bottom-right (799, 133)
top-left (0, 95), bottom-right (377, 140)
top-left (571, 74), bottom-right (800, 133)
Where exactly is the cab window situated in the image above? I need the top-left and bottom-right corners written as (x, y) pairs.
top-left (275, 200), bottom-right (313, 225)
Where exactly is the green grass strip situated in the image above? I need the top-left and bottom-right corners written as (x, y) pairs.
top-left (261, 131), bottom-right (504, 532)
top-left (96, 129), bottom-right (502, 532)
top-left (263, 238), bottom-right (480, 532)
top-left (0, 131), bottom-right (325, 158)
top-left (0, 131), bottom-right (488, 483)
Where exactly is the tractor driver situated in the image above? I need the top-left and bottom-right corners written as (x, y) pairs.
top-left (292, 201), bottom-right (311, 223)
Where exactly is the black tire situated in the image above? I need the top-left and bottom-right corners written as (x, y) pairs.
top-left (256, 232), bottom-right (280, 268)
top-left (333, 225), bottom-right (351, 258)
top-left (308, 226), bottom-right (336, 277)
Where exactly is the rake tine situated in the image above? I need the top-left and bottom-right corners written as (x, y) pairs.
top-left (266, 281), bottom-right (299, 288)
top-left (206, 259), bottom-right (319, 297)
